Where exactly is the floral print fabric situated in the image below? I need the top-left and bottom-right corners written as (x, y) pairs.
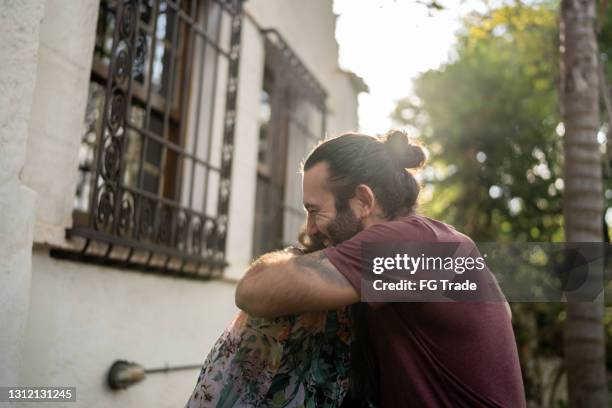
top-left (186, 309), bottom-right (351, 408)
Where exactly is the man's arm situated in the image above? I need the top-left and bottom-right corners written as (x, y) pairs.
top-left (235, 249), bottom-right (359, 318)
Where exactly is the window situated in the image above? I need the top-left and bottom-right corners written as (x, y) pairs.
top-left (61, 0), bottom-right (244, 278)
top-left (252, 32), bottom-right (327, 257)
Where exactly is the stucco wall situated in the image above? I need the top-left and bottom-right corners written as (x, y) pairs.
top-left (0, 0), bottom-right (45, 392)
top-left (21, 249), bottom-right (238, 408)
top-left (21, 0), bottom-right (100, 248)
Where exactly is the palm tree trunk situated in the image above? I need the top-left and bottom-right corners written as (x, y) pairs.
top-left (560, 0), bottom-right (608, 406)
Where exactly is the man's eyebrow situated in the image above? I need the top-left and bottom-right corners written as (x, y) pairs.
top-left (303, 203), bottom-right (318, 211)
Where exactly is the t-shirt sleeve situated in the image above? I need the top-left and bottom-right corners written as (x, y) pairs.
top-left (324, 223), bottom-right (398, 298)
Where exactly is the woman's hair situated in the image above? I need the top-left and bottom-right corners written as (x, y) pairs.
top-left (303, 130), bottom-right (426, 217)
top-left (297, 229), bottom-right (326, 253)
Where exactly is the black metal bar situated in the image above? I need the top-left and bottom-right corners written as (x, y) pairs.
top-left (260, 28), bottom-right (327, 104)
top-left (90, 0), bottom-right (125, 230)
top-left (66, 226), bottom-right (227, 267)
top-left (127, 124), bottom-right (222, 170)
top-left (113, 0), bottom-right (142, 236)
top-left (191, 25), bottom-right (231, 58)
top-left (187, 0), bottom-right (211, 210)
top-left (158, 0), bottom-right (182, 199)
top-left (214, 1), bottom-right (243, 262)
top-left (139, 0), bottom-right (160, 183)
top-left (80, 238), bottom-right (91, 254)
top-left (144, 249), bottom-right (154, 268)
top-left (172, 0), bottom-right (197, 203)
top-left (50, 247), bottom-right (224, 280)
top-left (132, 0), bottom-right (157, 243)
top-left (169, 1), bottom-right (234, 58)
top-left (120, 187), bottom-right (192, 221)
top-left (125, 247), bottom-right (135, 264)
top-left (165, 0), bottom-right (197, 249)
top-left (103, 243), bottom-right (114, 259)
top-left (201, 2), bottom-right (224, 217)
top-left (144, 363), bottom-right (204, 374)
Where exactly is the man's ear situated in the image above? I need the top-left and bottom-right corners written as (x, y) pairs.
top-left (352, 184), bottom-right (376, 217)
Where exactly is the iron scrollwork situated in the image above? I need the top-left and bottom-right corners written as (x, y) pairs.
top-left (65, 0), bottom-right (245, 278)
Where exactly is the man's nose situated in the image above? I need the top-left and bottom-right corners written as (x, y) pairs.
top-left (306, 215), bottom-right (318, 237)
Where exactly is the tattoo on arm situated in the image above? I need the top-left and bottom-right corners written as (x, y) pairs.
top-left (294, 251), bottom-right (350, 287)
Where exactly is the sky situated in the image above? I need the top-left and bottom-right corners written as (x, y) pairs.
top-left (333, 0), bottom-right (488, 134)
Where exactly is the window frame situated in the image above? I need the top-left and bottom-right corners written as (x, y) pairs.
top-left (54, 0), bottom-right (245, 279)
top-left (252, 31), bottom-right (328, 257)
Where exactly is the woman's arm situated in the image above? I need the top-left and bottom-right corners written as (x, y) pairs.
top-left (235, 249), bottom-right (359, 318)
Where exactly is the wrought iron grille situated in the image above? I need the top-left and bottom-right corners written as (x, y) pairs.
top-left (55, 0), bottom-right (244, 278)
top-left (252, 30), bottom-right (327, 256)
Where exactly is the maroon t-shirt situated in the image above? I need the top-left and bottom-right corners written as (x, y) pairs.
top-left (324, 215), bottom-right (526, 408)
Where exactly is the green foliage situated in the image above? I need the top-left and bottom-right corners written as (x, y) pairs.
top-left (394, 1), bottom-right (563, 242)
top-left (599, 2), bottom-right (612, 79)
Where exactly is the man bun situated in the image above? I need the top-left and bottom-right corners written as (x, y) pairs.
top-left (382, 130), bottom-right (426, 169)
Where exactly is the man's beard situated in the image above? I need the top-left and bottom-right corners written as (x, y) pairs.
top-left (325, 206), bottom-right (364, 246)
top-left (298, 206), bottom-right (364, 251)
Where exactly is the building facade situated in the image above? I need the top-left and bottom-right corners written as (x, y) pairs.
top-left (0, 0), bottom-right (364, 406)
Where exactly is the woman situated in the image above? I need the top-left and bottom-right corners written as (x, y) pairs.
top-left (186, 234), bottom-right (353, 408)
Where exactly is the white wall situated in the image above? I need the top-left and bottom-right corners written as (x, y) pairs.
top-left (21, 249), bottom-right (238, 408)
top-left (20, 0), bottom-right (100, 249)
top-left (0, 0), bottom-right (45, 391)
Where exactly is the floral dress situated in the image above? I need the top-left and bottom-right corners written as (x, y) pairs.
top-left (186, 309), bottom-right (352, 408)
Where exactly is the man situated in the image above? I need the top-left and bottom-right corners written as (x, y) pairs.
top-left (236, 131), bottom-right (526, 407)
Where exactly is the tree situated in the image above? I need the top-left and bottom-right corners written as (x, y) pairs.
top-left (394, 5), bottom-right (563, 242)
top-left (394, 2), bottom-right (563, 243)
top-left (560, 0), bottom-right (608, 406)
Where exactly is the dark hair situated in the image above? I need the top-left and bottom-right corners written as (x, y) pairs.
top-left (303, 130), bottom-right (426, 406)
top-left (303, 130), bottom-right (426, 218)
